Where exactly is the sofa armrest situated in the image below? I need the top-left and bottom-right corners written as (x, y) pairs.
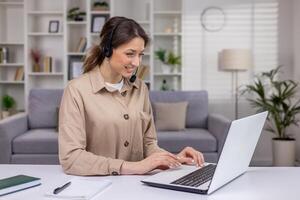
top-left (0, 113), bottom-right (28, 163)
top-left (208, 114), bottom-right (231, 156)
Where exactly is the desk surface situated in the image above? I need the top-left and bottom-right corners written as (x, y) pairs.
top-left (0, 164), bottom-right (299, 200)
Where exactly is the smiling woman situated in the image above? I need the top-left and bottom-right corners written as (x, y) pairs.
top-left (58, 16), bottom-right (205, 176)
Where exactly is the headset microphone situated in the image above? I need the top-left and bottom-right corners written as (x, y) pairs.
top-left (129, 67), bottom-right (138, 83)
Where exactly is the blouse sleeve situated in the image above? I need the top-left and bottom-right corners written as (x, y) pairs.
top-left (142, 83), bottom-right (165, 157)
top-left (58, 83), bottom-right (124, 176)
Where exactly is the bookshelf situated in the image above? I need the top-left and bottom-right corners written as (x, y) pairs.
top-left (0, 0), bottom-right (183, 112)
top-left (0, 0), bottom-right (25, 111)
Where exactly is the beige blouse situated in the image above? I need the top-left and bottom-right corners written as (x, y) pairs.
top-left (58, 66), bottom-right (163, 176)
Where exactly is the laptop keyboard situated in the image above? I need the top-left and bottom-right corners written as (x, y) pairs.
top-left (171, 164), bottom-right (216, 187)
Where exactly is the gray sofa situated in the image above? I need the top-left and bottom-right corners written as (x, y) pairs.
top-left (0, 89), bottom-right (231, 164)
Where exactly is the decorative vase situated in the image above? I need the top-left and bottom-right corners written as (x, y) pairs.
top-left (1, 111), bottom-right (10, 119)
top-left (161, 63), bottom-right (171, 74)
top-left (33, 63), bottom-right (40, 72)
top-left (272, 138), bottom-right (296, 166)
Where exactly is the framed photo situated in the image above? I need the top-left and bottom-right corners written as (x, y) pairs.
top-left (49, 20), bottom-right (59, 33)
top-left (91, 15), bottom-right (108, 33)
top-left (68, 56), bottom-right (84, 80)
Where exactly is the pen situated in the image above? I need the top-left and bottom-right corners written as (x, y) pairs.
top-left (53, 181), bottom-right (71, 194)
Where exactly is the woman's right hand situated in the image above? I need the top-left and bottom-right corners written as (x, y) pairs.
top-left (121, 151), bottom-right (181, 175)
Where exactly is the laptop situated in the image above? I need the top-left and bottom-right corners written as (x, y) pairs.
top-left (142, 111), bottom-right (268, 194)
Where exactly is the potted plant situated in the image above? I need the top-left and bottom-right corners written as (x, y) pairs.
top-left (1, 95), bottom-right (16, 119)
top-left (67, 7), bottom-right (86, 21)
top-left (243, 67), bottom-right (300, 166)
top-left (92, 1), bottom-right (109, 11)
top-left (154, 48), bottom-right (181, 73)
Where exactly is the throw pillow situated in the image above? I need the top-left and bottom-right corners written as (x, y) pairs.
top-left (154, 101), bottom-right (188, 131)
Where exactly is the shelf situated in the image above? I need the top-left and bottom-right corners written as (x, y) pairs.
top-left (154, 33), bottom-right (182, 36)
top-left (0, 42), bottom-right (24, 45)
top-left (0, 63), bottom-right (24, 67)
top-left (67, 21), bottom-right (87, 25)
top-left (0, 81), bottom-right (24, 84)
top-left (27, 32), bottom-right (63, 36)
top-left (90, 32), bottom-right (100, 36)
top-left (90, 11), bottom-right (110, 15)
top-left (137, 20), bottom-right (150, 25)
top-left (0, 2), bottom-right (24, 6)
top-left (27, 11), bottom-right (64, 15)
top-left (153, 11), bottom-right (182, 15)
top-left (154, 73), bottom-right (182, 76)
top-left (28, 72), bottom-right (64, 76)
top-left (68, 52), bottom-right (86, 56)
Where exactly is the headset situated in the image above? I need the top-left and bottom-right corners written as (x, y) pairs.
top-left (103, 20), bottom-right (138, 83)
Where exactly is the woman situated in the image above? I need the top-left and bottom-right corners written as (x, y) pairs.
top-left (59, 16), bottom-right (204, 176)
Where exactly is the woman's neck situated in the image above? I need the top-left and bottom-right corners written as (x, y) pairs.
top-left (99, 60), bottom-right (123, 84)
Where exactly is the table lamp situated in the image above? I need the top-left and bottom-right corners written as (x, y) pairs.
top-left (220, 49), bottom-right (252, 119)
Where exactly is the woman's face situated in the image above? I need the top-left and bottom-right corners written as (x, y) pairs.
top-left (110, 37), bottom-right (145, 78)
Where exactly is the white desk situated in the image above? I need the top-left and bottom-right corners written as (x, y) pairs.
top-left (1, 164), bottom-right (299, 200)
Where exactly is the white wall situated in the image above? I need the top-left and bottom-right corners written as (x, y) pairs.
top-left (183, 0), bottom-right (299, 165)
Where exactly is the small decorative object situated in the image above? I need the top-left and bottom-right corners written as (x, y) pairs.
top-left (1, 95), bottom-right (16, 119)
top-left (31, 49), bottom-right (41, 72)
top-left (243, 67), bottom-right (300, 166)
top-left (48, 20), bottom-right (59, 33)
top-left (201, 6), bottom-right (225, 32)
top-left (91, 15), bottom-right (107, 33)
top-left (154, 48), bottom-right (181, 74)
top-left (0, 47), bottom-right (9, 63)
top-left (67, 7), bottom-right (86, 21)
top-left (164, 27), bottom-right (173, 33)
top-left (160, 79), bottom-right (170, 91)
top-left (92, 1), bottom-right (109, 11)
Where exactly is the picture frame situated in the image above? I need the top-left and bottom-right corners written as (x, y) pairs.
top-left (68, 56), bottom-right (84, 80)
top-left (48, 20), bottom-right (59, 33)
top-left (91, 15), bottom-right (108, 33)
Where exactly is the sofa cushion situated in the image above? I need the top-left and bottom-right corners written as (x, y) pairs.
top-left (150, 91), bottom-right (208, 128)
top-left (28, 89), bottom-right (64, 128)
top-left (12, 129), bottom-right (58, 154)
top-left (157, 128), bottom-right (217, 153)
top-left (154, 101), bottom-right (188, 131)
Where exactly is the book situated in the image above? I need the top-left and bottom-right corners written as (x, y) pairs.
top-left (0, 175), bottom-right (41, 196)
top-left (14, 67), bottom-right (24, 81)
top-left (45, 178), bottom-right (112, 200)
top-left (43, 56), bottom-right (52, 72)
top-left (75, 37), bottom-right (87, 52)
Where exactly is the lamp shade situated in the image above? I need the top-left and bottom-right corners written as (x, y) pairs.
top-left (220, 49), bottom-right (252, 71)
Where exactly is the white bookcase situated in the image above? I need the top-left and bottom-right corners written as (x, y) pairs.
top-left (0, 0), bottom-right (183, 112)
top-left (0, 0), bottom-right (25, 111)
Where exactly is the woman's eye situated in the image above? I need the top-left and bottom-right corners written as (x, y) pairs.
top-left (139, 53), bottom-right (144, 57)
top-left (126, 53), bottom-right (134, 57)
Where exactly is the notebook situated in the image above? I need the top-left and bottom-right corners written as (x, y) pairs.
top-left (45, 178), bottom-right (112, 200)
top-left (0, 175), bottom-right (41, 196)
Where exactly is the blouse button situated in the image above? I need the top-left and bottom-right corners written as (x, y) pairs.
top-left (124, 141), bottom-right (129, 147)
top-left (121, 91), bottom-right (127, 97)
top-left (124, 114), bottom-right (129, 120)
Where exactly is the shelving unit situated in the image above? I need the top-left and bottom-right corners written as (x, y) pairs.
top-left (0, 0), bottom-right (25, 111)
top-left (0, 0), bottom-right (183, 113)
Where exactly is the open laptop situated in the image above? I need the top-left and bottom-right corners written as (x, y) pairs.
top-left (142, 111), bottom-right (268, 194)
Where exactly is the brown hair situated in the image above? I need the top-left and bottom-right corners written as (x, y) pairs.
top-left (83, 16), bottom-right (149, 73)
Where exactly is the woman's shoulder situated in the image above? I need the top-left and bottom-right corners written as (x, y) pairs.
top-left (66, 73), bottom-right (90, 92)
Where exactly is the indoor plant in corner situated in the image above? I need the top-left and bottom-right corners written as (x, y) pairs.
top-left (1, 95), bottom-right (16, 119)
top-left (243, 67), bottom-right (300, 166)
top-left (154, 48), bottom-right (181, 74)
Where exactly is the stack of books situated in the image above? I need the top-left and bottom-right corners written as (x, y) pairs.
top-left (75, 37), bottom-right (87, 52)
top-left (14, 67), bottom-right (24, 81)
top-left (43, 56), bottom-right (52, 72)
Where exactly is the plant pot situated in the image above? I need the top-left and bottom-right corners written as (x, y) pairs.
top-left (272, 138), bottom-right (295, 166)
top-left (33, 63), bottom-right (40, 72)
top-left (1, 111), bottom-right (10, 119)
top-left (161, 64), bottom-right (171, 74)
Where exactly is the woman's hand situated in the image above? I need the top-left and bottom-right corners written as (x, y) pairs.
top-left (120, 151), bottom-right (181, 175)
top-left (177, 147), bottom-right (205, 167)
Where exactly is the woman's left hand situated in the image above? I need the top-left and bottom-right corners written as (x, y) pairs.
top-left (177, 147), bottom-right (205, 167)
